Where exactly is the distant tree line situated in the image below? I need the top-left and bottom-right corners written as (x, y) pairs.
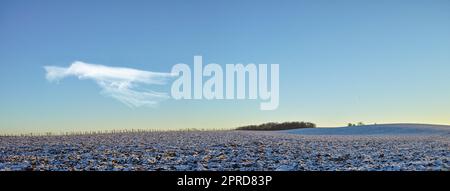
top-left (236, 121), bottom-right (316, 131)
top-left (347, 122), bottom-right (365, 127)
top-left (0, 128), bottom-right (232, 137)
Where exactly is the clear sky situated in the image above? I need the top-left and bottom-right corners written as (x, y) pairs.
top-left (1, 0), bottom-right (449, 134)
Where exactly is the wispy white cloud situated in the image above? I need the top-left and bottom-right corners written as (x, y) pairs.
top-left (44, 61), bottom-right (173, 107)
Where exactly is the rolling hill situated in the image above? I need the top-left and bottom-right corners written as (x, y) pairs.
top-left (282, 123), bottom-right (450, 136)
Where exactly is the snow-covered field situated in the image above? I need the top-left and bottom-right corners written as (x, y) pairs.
top-left (281, 123), bottom-right (450, 136)
top-left (0, 124), bottom-right (449, 171)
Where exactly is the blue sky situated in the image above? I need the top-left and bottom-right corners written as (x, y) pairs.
top-left (1, 0), bottom-right (449, 134)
